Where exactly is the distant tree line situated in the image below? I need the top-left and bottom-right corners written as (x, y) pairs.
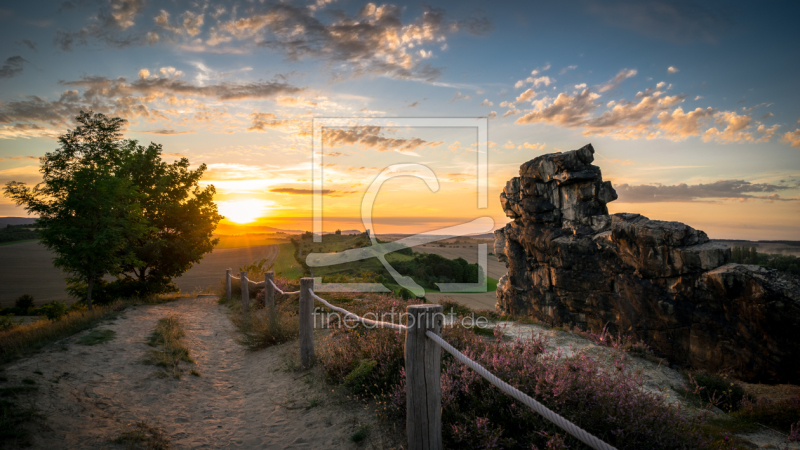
top-left (0, 223), bottom-right (41, 243)
top-left (393, 253), bottom-right (485, 289)
top-left (730, 246), bottom-right (800, 277)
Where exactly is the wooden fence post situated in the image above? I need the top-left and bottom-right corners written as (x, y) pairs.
top-left (406, 304), bottom-right (443, 450)
top-left (226, 269), bottom-right (232, 303)
top-left (240, 271), bottom-right (249, 311)
top-left (299, 277), bottom-right (314, 369)
top-left (265, 271), bottom-right (276, 328)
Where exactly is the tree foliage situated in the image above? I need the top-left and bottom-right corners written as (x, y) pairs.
top-left (4, 111), bottom-right (222, 305)
top-left (108, 140), bottom-right (222, 297)
top-left (4, 112), bottom-right (147, 309)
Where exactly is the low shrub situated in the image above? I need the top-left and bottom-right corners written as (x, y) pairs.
top-left (577, 324), bottom-right (651, 356)
top-left (14, 295), bottom-right (35, 312)
top-left (37, 301), bottom-right (68, 321)
top-left (680, 371), bottom-right (748, 413)
top-left (0, 316), bottom-right (16, 332)
top-left (318, 295), bottom-right (720, 449)
top-left (229, 302), bottom-right (299, 350)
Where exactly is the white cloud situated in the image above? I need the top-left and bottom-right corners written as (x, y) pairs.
top-left (667, 66), bottom-right (680, 74)
top-left (598, 68), bottom-right (637, 93)
top-left (479, 99), bottom-right (493, 107)
top-left (515, 88), bottom-right (536, 103)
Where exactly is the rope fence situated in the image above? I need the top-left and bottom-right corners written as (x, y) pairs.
top-left (223, 269), bottom-right (616, 450)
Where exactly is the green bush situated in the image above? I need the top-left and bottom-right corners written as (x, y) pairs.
top-left (344, 359), bottom-right (378, 391)
top-left (396, 287), bottom-right (416, 300)
top-left (14, 295), bottom-right (35, 312)
top-left (0, 315), bottom-right (16, 332)
top-left (680, 371), bottom-right (748, 412)
top-left (38, 302), bottom-right (68, 321)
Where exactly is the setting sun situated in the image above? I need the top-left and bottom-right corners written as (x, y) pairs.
top-left (216, 199), bottom-right (271, 224)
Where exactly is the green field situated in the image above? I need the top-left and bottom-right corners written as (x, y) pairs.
top-left (273, 233), bottom-right (497, 294)
top-left (272, 243), bottom-right (305, 279)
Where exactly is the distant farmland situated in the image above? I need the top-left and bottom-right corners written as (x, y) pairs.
top-left (0, 240), bottom-right (280, 307)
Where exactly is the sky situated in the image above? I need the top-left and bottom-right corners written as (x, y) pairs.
top-left (0, 0), bottom-right (798, 239)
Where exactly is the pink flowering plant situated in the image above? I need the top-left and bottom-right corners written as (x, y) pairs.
top-left (317, 295), bottom-right (723, 449)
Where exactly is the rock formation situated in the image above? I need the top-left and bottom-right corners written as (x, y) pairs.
top-left (494, 144), bottom-right (800, 383)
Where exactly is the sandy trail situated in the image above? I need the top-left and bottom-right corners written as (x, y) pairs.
top-left (5, 297), bottom-right (392, 449)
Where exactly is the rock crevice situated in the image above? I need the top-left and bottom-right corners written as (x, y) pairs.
top-left (495, 144), bottom-right (800, 383)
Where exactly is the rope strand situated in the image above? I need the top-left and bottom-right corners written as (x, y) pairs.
top-left (309, 289), bottom-right (407, 331)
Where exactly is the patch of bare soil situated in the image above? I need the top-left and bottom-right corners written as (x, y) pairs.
top-left (3, 297), bottom-right (400, 449)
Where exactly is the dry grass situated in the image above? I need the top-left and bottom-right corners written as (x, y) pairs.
top-left (0, 302), bottom-right (122, 363)
top-left (144, 316), bottom-right (194, 379)
top-left (0, 296), bottom-right (178, 364)
top-left (230, 304), bottom-right (300, 350)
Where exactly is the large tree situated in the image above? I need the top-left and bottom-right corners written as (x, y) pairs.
top-left (4, 111), bottom-right (222, 305)
top-left (112, 140), bottom-right (222, 296)
top-left (4, 112), bottom-right (147, 309)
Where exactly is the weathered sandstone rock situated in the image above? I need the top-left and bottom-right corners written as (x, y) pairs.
top-left (495, 144), bottom-right (800, 383)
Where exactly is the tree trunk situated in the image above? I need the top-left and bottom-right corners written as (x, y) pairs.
top-left (87, 278), bottom-right (94, 311)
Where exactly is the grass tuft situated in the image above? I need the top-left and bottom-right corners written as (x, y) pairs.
top-left (112, 420), bottom-right (170, 449)
top-left (349, 424), bottom-right (370, 443)
top-left (77, 328), bottom-right (116, 346)
top-left (145, 316), bottom-right (193, 379)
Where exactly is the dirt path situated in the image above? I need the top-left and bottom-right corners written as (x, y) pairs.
top-left (4, 297), bottom-right (394, 449)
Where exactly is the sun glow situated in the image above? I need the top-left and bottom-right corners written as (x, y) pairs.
top-left (216, 199), bottom-right (272, 224)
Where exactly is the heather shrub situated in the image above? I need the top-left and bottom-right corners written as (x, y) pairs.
top-left (320, 297), bottom-right (716, 449)
top-left (680, 371), bottom-right (748, 413)
top-left (577, 324), bottom-right (651, 356)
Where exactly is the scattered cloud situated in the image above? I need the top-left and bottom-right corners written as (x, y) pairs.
top-left (63, 73), bottom-right (305, 101)
top-left (54, 0), bottom-right (151, 50)
top-left (322, 126), bottom-right (443, 152)
top-left (780, 128), bottom-right (800, 148)
top-left (667, 66), bottom-right (679, 74)
top-left (208, 4), bottom-right (492, 81)
top-left (394, 149), bottom-right (421, 157)
top-left (515, 75), bottom-right (553, 89)
top-left (450, 92), bottom-right (470, 103)
top-left (517, 142), bottom-right (545, 150)
top-left (480, 99), bottom-right (493, 107)
top-left (598, 68), bottom-right (637, 92)
top-left (140, 129), bottom-right (194, 135)
top-left (270, 187), bottom-right (356, 197)
top-left (615, 179), bottom-right (797, 203)
top-left (559, 65), bottom-right (577, 74)
top-left (0, 56), bottom-right (26, 79)
top-left (20, 39), bottom-right (37, 51)
top-left (515, 88), bottom-right (537, 103)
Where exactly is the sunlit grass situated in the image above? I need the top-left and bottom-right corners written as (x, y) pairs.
top-left (144, 316), bottom-right (194, 379)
